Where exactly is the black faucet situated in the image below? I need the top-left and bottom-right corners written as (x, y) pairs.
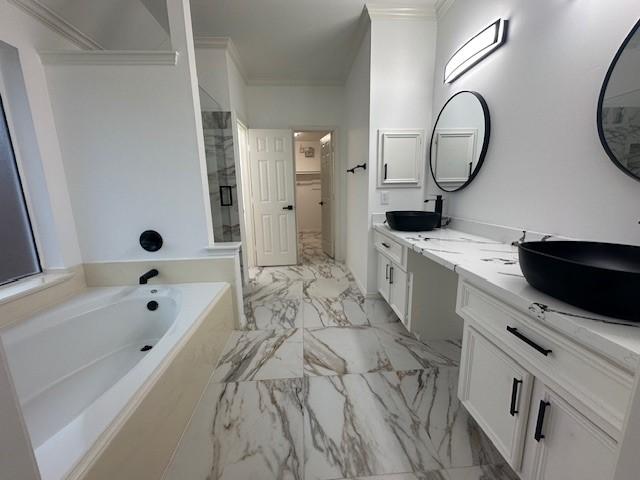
top-left (139, 268), bottom-right (159, 285)
top-left (424, 195), bottom-right (444, 228)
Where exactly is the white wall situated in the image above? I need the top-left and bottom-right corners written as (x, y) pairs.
top-left (295, 140), bottom-right (322, 232)
top-left (45, 0), bottom-right (214, 262)
top-left (295, 140), bottom-right (321, 172)
top-left (431, 0), bottom-right (640, 245)
top-left (248, 84), bottom-right (347, 260)
top-left (368, 16), bottom-right (437, 215)
top-left (295, 180), bottom-right (322, 232)
top-left (195, 48), bottom-right (230, 110)
top-left (344, 28), bottom-right (371, 293)
top-left (227, 52), bottom-right (248, 123)
top-left (357, 15), bottom-right (437, 293)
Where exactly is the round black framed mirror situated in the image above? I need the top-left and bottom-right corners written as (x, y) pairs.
top-left (429, 91), bottom-right (491, 192)
top-left (139, 230), bottom-right (163, 252)
top-left (597, 19), bottom-right (640, 182)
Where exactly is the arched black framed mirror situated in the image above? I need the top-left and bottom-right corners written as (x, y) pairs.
top-left (429, 91), bottom-right (491, 192)
top-left (598, 18), bottom-right (640, 182)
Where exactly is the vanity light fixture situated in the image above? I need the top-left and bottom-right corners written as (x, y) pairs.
top-left (444, 18), bottom-right (508, 83)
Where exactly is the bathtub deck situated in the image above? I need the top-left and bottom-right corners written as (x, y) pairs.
top-left (164, 233), bottom-right (517, 480)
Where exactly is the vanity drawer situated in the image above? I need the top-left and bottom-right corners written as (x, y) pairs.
top-left (374, 231), bottom-right (405, 267)
top-left (456, 279), bottom-right (633, 438)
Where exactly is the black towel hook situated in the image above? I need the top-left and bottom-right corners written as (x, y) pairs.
top-left (347, 163), bottom-right (367, 174)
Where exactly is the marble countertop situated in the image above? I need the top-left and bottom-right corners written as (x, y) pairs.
top-left (374, 223), bottom-right (640, 372)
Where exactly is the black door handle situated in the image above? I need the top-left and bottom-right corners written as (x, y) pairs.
top-left (319, 201), bottom-right (324, 205)
top-left (534, 400), bottom-right (550, 442)
top-left (282, 205), bottom-right (294, 210)
top-left (506, 326), bottom-right (552, 356)
top-left (510, 378), bottom-right (522, 416)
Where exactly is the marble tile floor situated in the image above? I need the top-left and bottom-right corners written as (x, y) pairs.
top-left (164, 233), bottom-right (517, 480)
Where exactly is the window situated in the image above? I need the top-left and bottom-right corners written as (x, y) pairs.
top-left (0, 94), bottom-right (40, 285)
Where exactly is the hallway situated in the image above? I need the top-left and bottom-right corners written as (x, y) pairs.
top-left (164, 233), bottom-right (517, 480)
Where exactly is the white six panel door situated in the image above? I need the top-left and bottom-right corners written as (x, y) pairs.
top-left (248, 129), bottom-right (297, 266)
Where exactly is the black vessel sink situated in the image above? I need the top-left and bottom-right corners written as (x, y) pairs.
top-left (386, 211), bottom-right (441, 232)
top-left (518, 241), bottom-right (640, 322)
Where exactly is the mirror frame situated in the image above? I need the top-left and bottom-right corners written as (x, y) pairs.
top-left (429, 90), bottom-right (491, 192)
top-left (597, 18), bottom-right (640, 183)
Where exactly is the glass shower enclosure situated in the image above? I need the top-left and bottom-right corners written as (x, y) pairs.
top-left (202, 111), bottom-right (241, 242)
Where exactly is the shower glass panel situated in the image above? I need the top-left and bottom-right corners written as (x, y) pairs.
top-left (202, 111), bottom-right (241, 242)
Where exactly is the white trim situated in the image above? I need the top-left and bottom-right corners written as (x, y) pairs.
top-left (193, 35), bottom-right (249, 85)
top-left (204, 242), bottom-right (242, 257)
top-left (435, 0), bottom-right (456, 19)
top-left (7, 0), bottom-right (104, 50)
top-left (38, 50), bottom-right (179, 66)
top-left (366, 4), bottom-right (436, 20)
top-left (0, 270), bottom-right (75, 307)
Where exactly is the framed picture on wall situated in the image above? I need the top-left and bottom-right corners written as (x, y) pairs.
top-left (303, 147), bottom-right (315, 157)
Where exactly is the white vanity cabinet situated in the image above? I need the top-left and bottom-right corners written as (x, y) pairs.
top-left (375, 231), bottom-right (410, 325)
top-left (520, 381), bottom-right (617, 480)
top-left (459, 327), bottom-right (533, 470)
top-left (377, 252), bottom-right (391, 303)
top-left (457, 279), bottom-right (627, 480)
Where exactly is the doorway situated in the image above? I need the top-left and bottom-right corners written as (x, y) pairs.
top-left (242, 128), bottom-right (336, 268)
top-left (294, 130), bottom-right (334, 260)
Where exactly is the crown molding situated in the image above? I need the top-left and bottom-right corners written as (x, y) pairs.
top-left (365, 4), bottom-right (436, 20)
top-left (435, 0), bottom-right (456, 19)
top-left (7, 0), bottom-right (104, 50)
top-left (193, 35), bottom-right (249, 84)
top-left (39, 50), bottom-right (179, 66)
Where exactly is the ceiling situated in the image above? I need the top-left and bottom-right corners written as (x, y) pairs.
top-left (38, 0), bottom-right (171, 50)
top-left (295, 131), bottom-right (331, 142)
top-left (189, 0), bottom-right (439, 85)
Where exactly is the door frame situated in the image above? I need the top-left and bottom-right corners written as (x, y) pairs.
top-left (290, 125), bottom-right (342, 262)
top-left (233, 116), bottom-right (253, 280)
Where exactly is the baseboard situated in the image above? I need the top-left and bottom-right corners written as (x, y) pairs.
top-left (346, 264), bottom-right (379, 299)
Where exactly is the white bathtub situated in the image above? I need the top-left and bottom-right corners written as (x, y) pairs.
top-left (1, 282), bottom-right (228, 480)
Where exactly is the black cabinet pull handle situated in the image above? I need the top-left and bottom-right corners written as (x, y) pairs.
top-left (385, 264), bottom-right (389, 280)
top-left (389, 266), bottom-right (394, 284)
top-left (534, 400), bottom-right (550, 442)
top-left (510, 378), bottom-right (522, 416)
top-left (506, 326), bottom-right (552, 356)
top-left (381, 242), bottom-right (390, 249)
top-left (384, 163), bottom-right (388, 180)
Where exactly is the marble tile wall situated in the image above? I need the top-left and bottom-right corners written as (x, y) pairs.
top-left (202, 111), bottom-right (241, 242)
top-left (163, 233), bottom-right (517, 480)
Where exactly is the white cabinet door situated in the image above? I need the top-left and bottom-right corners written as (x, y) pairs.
top-left (377, 129), bottom-right (424, 186)
top-left (377, 253), bottom-right (390, 302)
top-left (459, 327), bottom-right (533, 470)
top-left (388, 264), bottom-right (408, 321)
top-left (521, 381), bottom-right (617, 480)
